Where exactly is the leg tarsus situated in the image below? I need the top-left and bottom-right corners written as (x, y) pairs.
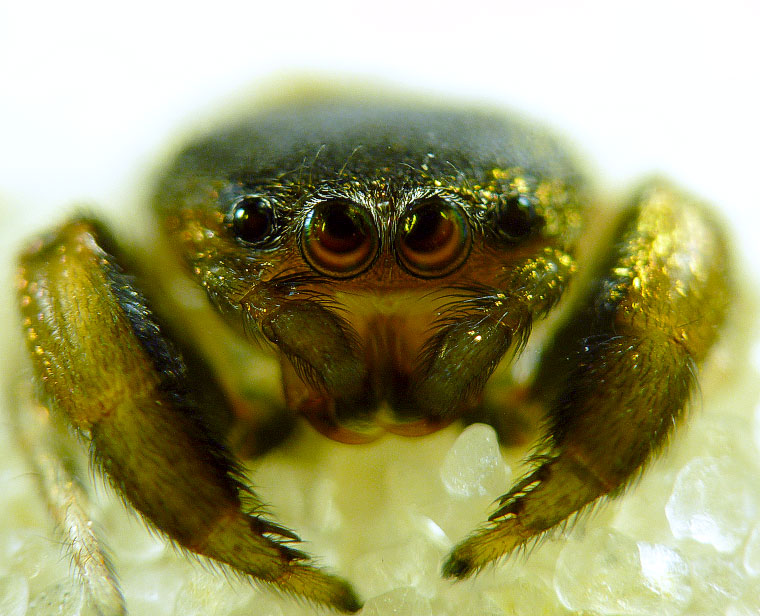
top-left (442, 452), bottom-right (608, 579)
top-left (273, 567), bottom-right (362, 613)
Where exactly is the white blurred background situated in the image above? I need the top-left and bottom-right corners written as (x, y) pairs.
top-left (1, 0), bottom-right (758, 261)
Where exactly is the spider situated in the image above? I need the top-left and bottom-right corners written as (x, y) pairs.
top-left (14, 92), bottom-right (731, 613)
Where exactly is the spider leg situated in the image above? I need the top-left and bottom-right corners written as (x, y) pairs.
top-left (8, 377), bottom-right (126, 615)
top-left (443, 181), bottom-right (732, 578)
top-left (16, 218), bottom-right (361, 612)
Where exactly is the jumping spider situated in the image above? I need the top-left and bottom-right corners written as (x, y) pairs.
top-left (15, 93), bottom-right (731, 613)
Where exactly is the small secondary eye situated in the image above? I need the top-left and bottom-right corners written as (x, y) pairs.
top-left (302, 198), bottom-right (378, 278)
top-left (396, 197), bottom-right (471, 278)
top-left (495, 194), bottom-right (539, 241)
top-left (230, 196), bottom-right (275, 245)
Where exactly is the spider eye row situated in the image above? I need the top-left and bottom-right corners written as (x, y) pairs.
top-left (227, 193), bottom-right (539, 279)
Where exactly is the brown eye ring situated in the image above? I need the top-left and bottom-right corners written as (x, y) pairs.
top-left (395, 196), bottom-right (471, 278)
top-left (301, 198), bottom-right (379, 278)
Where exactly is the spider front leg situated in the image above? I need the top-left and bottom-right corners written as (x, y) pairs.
top-left (443, 182), bottom-right (732, 578)
top-left (16, 218), bottom-right (361, 612)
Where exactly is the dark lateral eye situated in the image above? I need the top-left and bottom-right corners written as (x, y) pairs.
top-left (230, 196), bottom-right (275, 245)
top-left (495, 194), bottom-right (540, 241)
top-left (396, 197), bottom-right (471, 278)
top-left (301, 198), bottom-right (378, 278)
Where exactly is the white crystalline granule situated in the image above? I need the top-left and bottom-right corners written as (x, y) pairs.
top-left (26, 581), bottom-right (84, 616)
top-left (0, 530), bottom-right (70, 594)
top-left (119, 556), bottom-right (191, 616)
top-left (96, 500), bottom-right (167, 566)
top-left (439, 423), bottom-right (510, 498)
top-left (685, 547), bottom-right (749, 612)
top-left (360, 587), bottom-right (432, 616)
top-left (348, 537), bottom-right (444, 599)
top-left (172, 571), bottom-right (259, 616)
top-left (637, 543), bottom-right (692, 604)
top-left (724, 588), bottom-right (760, 616)
top-left (0, 575), bottom-right (29, 616)
top-left (665, 457), bottom-right (759, 553)
top-left (742, 524), bottom-right (760, 576)
top-left (727, 605), bottom-right (760, 616)
top-left (303, 476), bottom-right (344, 533)
top-left (553, 528), bottom-right (692, 616)
top-left (489, 576), bottom-right (562, 616)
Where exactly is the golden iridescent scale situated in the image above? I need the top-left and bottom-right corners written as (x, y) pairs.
top-left (15, 96), bottom-right (731, 612)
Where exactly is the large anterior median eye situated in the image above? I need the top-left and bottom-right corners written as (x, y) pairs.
top-left (301, 198), bottom-right (379, 278)
top-left (396, 197), bottom-right (471, 278)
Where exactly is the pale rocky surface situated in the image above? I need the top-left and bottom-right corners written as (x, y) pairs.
top-left (0, 314), bottom-right (759, 616)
